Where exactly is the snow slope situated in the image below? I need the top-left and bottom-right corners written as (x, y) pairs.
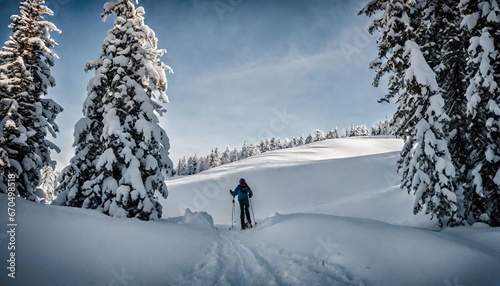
top-left (162, 137), bottom-right (426, 227)
top-left (1, 137), bottom-right (500, 285)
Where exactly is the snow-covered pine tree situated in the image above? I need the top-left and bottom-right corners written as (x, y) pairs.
top-left (181, 157), bottom-right (188, 175)
top-left (283, 138), bottom-right (292, 149)
top-left (371, 118), bottom-right (393, 136)
top-left (460, 0), bottom-right (500, 226)
top-left (313, 129), bottom-right (325, 142)
top-left (209, 148), bottom-right (222, 168)
top-left (326, 128), bottom-right (339, 139)
top-left (187, 156), bottom-right (198, 175)
top-left (297, 135), bottom-right (305, 146)
top-left (240, 141), bottom-right (251, 159)
top-left (230, 147), bottom-right (239, 162)
top-left (94, 0), bottom-right (175, 219)
top-left (361, 0), bottom-right (461, 226)
top-left (360, 0), bottom-right (417, 138)
top-left (260, 139), bottom-right (270, 153)
top-left (37, 162), bottom-right (59, 203)
top-left (221, 147), bottom-right (231, 165)
top-left (269, 138), bottom-right (281, 150)
top-left (54, 116), bottom-right (105, 207)
top-left (403, 41), bottom-right (461, 226)
top-left (248, 143), bottom-right (261, 157)
top-left (0, 58), bottom-right (37, 198)
top-left (57, 0), bottom-right (174, 220)
top-left (239, 141), bottom-right (259, 158)
top-left (0, 0), bottom-right (62, 201)
top-left (419, 0), bottom-right (470, 215)
top-left (371, 124), bottom-right (381, 136)
top-left (305, 133), bottom-right (313, 144)
top-left (176, 158), bottom-right (182, 176)
top-left (350, 125), bottom-right (370, 137)
top-left (198, 155), bottom-right (209, 173)
top-left (438, 5), bottom-right (469, 182)
top-left (176, 157), bottom-right (188, 176)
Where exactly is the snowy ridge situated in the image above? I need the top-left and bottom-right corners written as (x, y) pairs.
top-left (162, 137), bottom-right (419, 226)
top-left (1, 137), bottom-right (500, 285)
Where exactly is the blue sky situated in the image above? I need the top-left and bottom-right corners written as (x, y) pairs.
top-left (0, 0), bottom-right (394, 168)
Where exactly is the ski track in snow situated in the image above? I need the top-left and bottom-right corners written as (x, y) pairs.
top-left (170, 229), bottom-right (364, 286)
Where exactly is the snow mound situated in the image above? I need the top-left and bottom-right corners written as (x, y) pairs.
top-left (0, 196), bottom-right (217, 286)
top-left (247, 213), bottom-right (500, 285)
top-left (180, 208), bottom-right (215, 228)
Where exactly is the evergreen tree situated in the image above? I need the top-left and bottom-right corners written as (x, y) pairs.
top-left (198, 155), bottom-right (210, 173)
top-left (313, 129), bottom-right (325, 142)
top-left (269, 138), bottom-right (282, 151)
top-left (240, 141), bottom-right (251, 159)
top-left (371, 124), bottom-right (381, 136)
top-left (176, 157), bottom-right (188, 176)
top-left (176, 158), bottom-right (182, 176)
top-left (259, 139), bottom-right (270, 153)
top-left (326, 128), bottom-right (339, 139)
top-left (460, 0), bottom-right (500, 226)
top-left (403, 41), bottom-right (460, 226)
top-left (297, 135), bottom-right (305, 146)
top-left (230, 147), bottom-right (239, 162)
top-left (0, 0), bottom-right (62, 200)
top-left (419, 1), bottom-right (470, 217)
top-left (209, 148), bottom-right (222, 168)
top-left (248, 143), bottom-right (261, 157)
top-left (56, 0), bottom-right (174, 220)
top-left (221, 146), bottom-right (231, 165)
top-left (305, 133), bottom-right (313, 144)
top-left (187, 156), bottom-right (198, 175)
top-left (361, 0), bottom-right (461, 226)
top-left (349, 124), bottom-right (370, 137)
top-left (54, 117), bottom-right (103, 207)
top-left (347, 124), bottom-right (356, 137)
top-left (360, 0), bottom-right (417, 138)
top-left (283, 138), bottom-right (292, 149)
top-left (372, 118), bottom-right (393, 136)
top-left (37, 162), bottom-right (59, 203)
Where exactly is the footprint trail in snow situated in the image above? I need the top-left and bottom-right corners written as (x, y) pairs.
top-left (171, 229), bottom-right (364, 286)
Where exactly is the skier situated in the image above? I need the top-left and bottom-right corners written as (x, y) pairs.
top-left (230, 178), bottom-right (254, 229)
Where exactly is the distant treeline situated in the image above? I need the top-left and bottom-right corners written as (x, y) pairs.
top-left (175, 119), bottom-right (393, 176)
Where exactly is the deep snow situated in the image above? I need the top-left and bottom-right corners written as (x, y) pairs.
top-left (1, 137), bottom-right (500, 285)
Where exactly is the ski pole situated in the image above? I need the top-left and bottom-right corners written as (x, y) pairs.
top-left (249, 196), bottom-right (257, 226)
top-left (231, 198), bottom-right (235, 230)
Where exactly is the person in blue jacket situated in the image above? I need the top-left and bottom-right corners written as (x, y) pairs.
top-left (230, 178), bottom-right (254, 229)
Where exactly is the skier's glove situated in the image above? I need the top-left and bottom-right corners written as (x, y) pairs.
top-left (249, 194), bottom-right (253, 198)
top-left (229, 190), bottom-right (233, 195)
top-left (232, 199), bottom-right (235, 203)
